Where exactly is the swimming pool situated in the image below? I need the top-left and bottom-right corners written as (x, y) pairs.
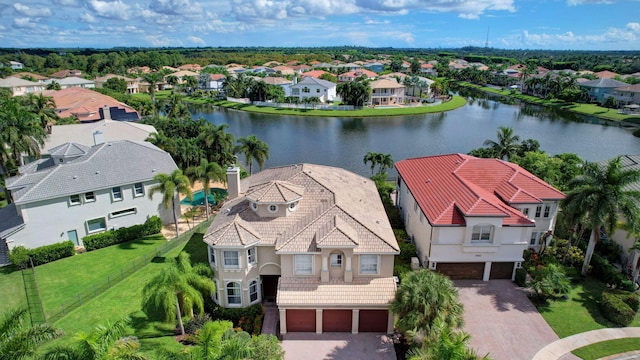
top-left (180, 188), bottom-right (227, 206)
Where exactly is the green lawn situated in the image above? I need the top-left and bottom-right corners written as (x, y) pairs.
top-left (0, 266), bottom-right (27, 319)
top-left (537, 278), bottom-right (640, 359)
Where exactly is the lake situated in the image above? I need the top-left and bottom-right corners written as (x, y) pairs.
top-left (191, 96), bottom-right (640, 177)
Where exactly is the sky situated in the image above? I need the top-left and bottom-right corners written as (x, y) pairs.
top-left (0, 0), bottom-right (638, 50)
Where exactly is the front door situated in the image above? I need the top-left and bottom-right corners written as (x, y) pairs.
top-left (67, 230), bottom-right (79, 246)
top-left (261, 275), bottom-right (280, 303)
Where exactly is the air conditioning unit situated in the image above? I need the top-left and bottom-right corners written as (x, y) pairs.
top-left (410, 257), bottom-right (420, 270)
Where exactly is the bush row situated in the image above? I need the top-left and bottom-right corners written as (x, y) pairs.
top-left (590, 253), bottom-right (635, 292)
top-left (210, 303), bottom-right (263, 334)
top-left (82, 216), bottom-right (162, 251)
top-left (9, 241), bottom-right (75, 269)
top-left (599, 290), bottom-right (638, 326)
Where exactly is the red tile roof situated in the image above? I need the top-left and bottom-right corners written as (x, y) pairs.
top-left (301, 70), bottom-right (333, 78)
top-left (43, 87), bottom-right (139, 122)
top-left (395, 154), bottom-right (565, 226)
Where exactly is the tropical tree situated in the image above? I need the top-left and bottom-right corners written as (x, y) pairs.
top-left (198, 123), bottom-right (235, 167)
top-left (165, 93), bottom-right (190, 119)
top-left (363, 151), bottom-right (380, 175)
top-left (0, 307), bottom-right (62, 360)
top-left (377, 153), bottom-right (394, 175)
top-left (141, 253), bottom-right (215, 336)
top-left (482, 126), bottom-right (521, 161)
top-left (390, 269), bottom-right (464, 342)
top-left (21, 93), bottom-right (58, 133)
top-left (408, 321), bottom-right (490, 360)
top-left (337, 81), bottom-right (370, 106)
top-left (562, 157), bottom-right (640, 276)
top-left (141, 72), bottom-right (164, 114)
top-left (236, 135), bottom-right (269, 175)
top-left (149, 169), bottom-right (193, 236)
top-left (527, 263), bottom-right (571, 302)
top-left (41, 317), bottom-right (146, 360)
top-left (185, 158), bottom-right (226, 219)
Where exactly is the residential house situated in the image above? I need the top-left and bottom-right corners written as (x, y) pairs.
top-left (420, 63), bottom-right (437, 77)
top-left (49, 69), bottom-right (82, 79)
top-left (202, 73), bottom-right (226, 91)
top-left (0, 77), bottom-right (44, 96)
top-left (94, 74), bottom-right (139, 94)
top-left (363, 62), bottom-right (385, 74)
top-left (301, 70), bottom-right (332, 79)
top-left (292, 65), bottom-right (312, 73)
top-left (369, 79), bottom-right (405, 106)
top-left (13, 72), bottom-right (49, 83)
top-left (44, 87), bottom-right (140, 122)
top-left (178, 64), bottom-right (202, 71)
top-left (9, 61), bottom-right (24, 70)
top-left (271, 66), bottom-right (295, 76)
top-left (609, 155), bottom-right (640, 252)
top-left (395, 154), bottom-right (565, 281)
top-left (203, 164), bottom-right (399, 334)
top-left (579, 78), bottom-right (629, 103)
top-left (261, 77), bottom-right (293, 97)
top-left (166, 70), bottom-right (199, 87)
top-left (595, 70), bottom-right (620, 79)
top-left (612, 84), bottom-right (640, 106)
top-left (290, 77), bottom-right (337, 103)
top-left (337, 69), bottom-right (377, 82)
top-left (45, 77), bottom-right (95, 90)
top-left (0, 140), bottom-right (179, 257)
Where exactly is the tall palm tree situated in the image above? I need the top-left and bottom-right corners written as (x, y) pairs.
top-left (185, 158), bottom-right (226, 219)
top-left (377, 153), bottom-right (394, 175)
top-left (563, 156), bottom-right (640, 276)
top-left (408, 322), bottom-right (490, 360)
top-left (363, 151), bottom-right (380, 175)
top-left (0, 307), bottom-right (62, 360)
top-left (141, 253), bottom-right (215, 336)
top-left (236, 135), bottom-right (269, 175)
top-left (483, 126), bottom-right (521, 161)
top-left (41, 317), bottom-right (146, 360)
top-left (390, 269), bottom-right (464, 342)
top-left (149, 169), bottom-right (193, 237)
top-left (198, 123), bottom-right (235, 167)
top-left (141, 72), bottom-right (164, 114)
top-left (21, 93), bottom-right (58, 133)
top-left (0, 96), bottom-right (46, 177)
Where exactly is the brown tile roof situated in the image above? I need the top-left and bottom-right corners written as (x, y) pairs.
top-left (43, 87), bottom-right (139, 122)
top-left (245, 180), bottom-right (304, 203)
top-left (301, 70), bottom-right (333, 78)
top-left (277, 277), bottom-right (396, 306)
top-left (595, 70), bottom-right (620, 79)
top-left (370, 79), bottom-right (404, 89)
top-left (13, 72), bottom-right (48, 81)
top-left (49, 69), bottom-right (82, 78)
top-left (261, 77), bottom-right (292, 85)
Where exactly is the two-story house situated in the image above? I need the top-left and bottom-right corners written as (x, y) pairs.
top-left (95, 74), bottom-right (140, 94)
top-left (290, 77), bottom-right (337, 103)
top-left (0, 77), bottom-right (44, 96)
top-left (395, 154), bottom-right (565, 281)
top-left (369, 79), bottom-right (405, 106)
top-left (203, 164), bottom-right (399, 334)
top-left (578, 78), bottom-right (628, 104)
top-left (0, 140), bottom-right (178, 253)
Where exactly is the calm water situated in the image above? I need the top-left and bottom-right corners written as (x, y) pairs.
top-left (191, 96), bottom-right (640, 177)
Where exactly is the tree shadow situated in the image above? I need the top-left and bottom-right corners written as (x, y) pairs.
top-left (456, 280), bottom-right (538, 313)
top-left (128, 310), bottom-right (176, 339)
top-left (572, 279), bottom-right (615, 328)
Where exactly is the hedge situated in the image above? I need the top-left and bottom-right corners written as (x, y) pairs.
top-left (607, 289), bottom-right (640, 313)
top-left (515, 267), bottom-right (527, 287)
top-left (9, 241), bottom-right (75, 269)
top-left (210, 303), bottom-right (263, 333)
top-left (590, 253), bottom-right (635, 292)
top-left (82, 215), bottom-right (163, 251)
top-left (600, 291), bottom-right (636, 326)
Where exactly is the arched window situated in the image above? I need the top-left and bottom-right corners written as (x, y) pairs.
top-left (471, 225), bottom-right (493, 243)
top-left (226, 282), bottom-right (241, 305)
top-left (249, 280), bottom-right (259, 303)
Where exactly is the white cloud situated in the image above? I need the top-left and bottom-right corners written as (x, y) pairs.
top-left (80, 13), bottom-right (97, 23)
top-left (149, 0), bottom-right (203, 15)
top-left (13, 17), bottom-right (36, 29)
top-left (54, 0), bottom-right (79, 5)
top-left (188, 35), bottom-right (206, 45)
top-left (567, 0), bottom-right (613, 5)
top-left (365, 18), bottom-right (390, 25)
top-left (397, 32), bottom-right (415, 44)
top-left (13, 3), bottom-right (52, 17)
top-left (627, 22), bottom-right (640, 32)
top-left (88, 0), bottom-right (131, 20)
top-left (523, 25), bottom-right (639, 48)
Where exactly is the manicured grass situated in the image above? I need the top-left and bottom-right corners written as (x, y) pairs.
top-left (573, 339), bottom-right (640, 360)
top-left (536, 278), bottom-right (640, 359)
top-left (212, 95), bottom-right (466, 117)
top-left (0, 266), bottom-right (27, 319)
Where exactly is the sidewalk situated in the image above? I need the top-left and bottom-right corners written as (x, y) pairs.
top-left (531, 328), bottom-right (640, 360)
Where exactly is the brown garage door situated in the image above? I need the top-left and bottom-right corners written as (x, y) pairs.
top-left (323, 310), bottom-right (352, 332)
top-left (359, 310), bottom-right (388, 333)
top-left (490, 262), bottom-right (514, 279)
top-left (437, 262), bottom-right (484, 280)
top-left (286, 309), bottom-right (316, 332)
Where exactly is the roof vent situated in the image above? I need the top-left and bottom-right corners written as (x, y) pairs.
top-left (152, 168), bottom-right (156, 172)
top-left (376, 220), bottom-right (380, 224)
top-left (426, 179), bottom-right (431, 183)
top-left (72, 175), bottom-right (77, 179)
top-left (95, 171), bottom-right (100, 174)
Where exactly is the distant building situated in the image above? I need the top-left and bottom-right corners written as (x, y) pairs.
top-left (44, 87), bottom-right (139, 122)
top-left (0, 77), bottom-right (44, 96)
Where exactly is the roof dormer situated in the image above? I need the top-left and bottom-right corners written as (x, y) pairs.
top-left (245, 180), bottom-right (304, 218)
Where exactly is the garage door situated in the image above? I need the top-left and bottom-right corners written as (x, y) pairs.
top-left (359, 310), bottom-right (388, 333)
top-left (286, 309), bottom-right (316, 332)
top-left (490, 262), bottom-right (514, 279)
top-left (323, 310), bottom-right (352, 332)
top-left (437, 262), bottom-right (484, 280)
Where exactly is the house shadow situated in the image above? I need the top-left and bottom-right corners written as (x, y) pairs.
top-left (455, 279), bottom-right (538, 313)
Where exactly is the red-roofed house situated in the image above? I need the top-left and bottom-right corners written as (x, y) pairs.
top-left (337, 69), bottom-right (377, 82)
top-left (301, 70), bottom-right (333, 79)
top-left (44, 87), bottom-right (140, 122)
top-left (595, 70), bottom-right (620, 79)
top-left (395, 154), bottom-right (565, 281)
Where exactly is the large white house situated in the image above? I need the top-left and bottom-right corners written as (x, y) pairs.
top-left (0, 140), bottom-right (179, 255)
top-left (290, 77), bottom-right (337, 103)
top-left (395, 154), bottom-right (565, 281)
top-left (203, 164), bottom-right (399, 334)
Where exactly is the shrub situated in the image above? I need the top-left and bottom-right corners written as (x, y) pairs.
top-left (82, 216), bottom-right (163, 251)
top-left (608, 289), bottom-right (640, 312)
top-left (184, 313), bottom-right (212, 335)
top-left (10, 241), bottom-right (76, 268)
top-left (590, 253), bottom-right (635, 291)
top-left (394, 262), bottom-right (412, 278)
top-left (145, 215), bottom-right (163, 234)
top-left (514, 267), bottom-right (527, 287)
top-left (116, 224), bottom-right (147, 243)
top-left (398, 241), bottom-right (417, 264)
top-left (83, 231), bottom-right (118, 251)
top-left (211, 303), bottom-right (262, 332)
top-left (9, 246), bottom-right (31, 269)
top-left (600, 291), bottom-right (636, 326)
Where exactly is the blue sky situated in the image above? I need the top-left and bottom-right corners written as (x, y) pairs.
top-left (0, 0), bottom-right (638, 50)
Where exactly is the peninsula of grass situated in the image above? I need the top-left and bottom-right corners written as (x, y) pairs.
top-left (210, 95), bottom-right (466, 117)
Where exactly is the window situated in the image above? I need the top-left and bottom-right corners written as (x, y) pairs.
top-left (213, 280), bottom-right (219, 303)
top-left (316, 88), bottom-right (320, 93)
top-left (247, 247), bottom-right (257, 266)
top-left (535, 206), bottom-right (542, 218)
top-left (543, 205), bottom-right (551, 218)
top-left (530, 232), bottom-right (539, 245)
top-left (251, 202), bottom-right (258, 211)
top-left (69, 194), bottom-right (81, 206)
top-left (520, 208), bottom-right (529, 217)
top-left (112, 187), bottom-right (122, 201)
top-left (294, 254), bottom-right (313, 275)
top-left (249, 280), bottom-right (259, 303)
top-left (288, 201), bottom-right (298, 211)
top-left (268, 204), bottom-right (278, 213)
top-left (110, 208), bottom-right (136, 218)
top-left (223, 251), bottom-right (240, 269)
top-left (226, 282), bottom-right (241, 305)
top-left (86, 217), bottom-right (106, 233)
top-left (134, 183), bottom-right (144, 197)
top-left (471, 225), bottom-right (493, 243)
top-left (360, 254), bottom-right (379, 275)
top-left (210, 247), bottom-right (217, 268)
top-left (84, 192), bottom-right (96, 202)
top-left (330, 253), bottom-right (343, 267)
top-left (302, 87), bottom-right (310, 93)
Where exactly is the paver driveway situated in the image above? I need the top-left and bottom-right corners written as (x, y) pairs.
top-left (456, 280), bottom-right (579, 360)
top-left (281, 333), bottom-right (396, 360)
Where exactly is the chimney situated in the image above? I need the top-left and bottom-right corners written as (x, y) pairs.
top-left (102, 105), bottom-right (111, 120)
top-left (226, 166), bottom-right (240, 200)
top-left (93, 130), bottom-right (105, 145)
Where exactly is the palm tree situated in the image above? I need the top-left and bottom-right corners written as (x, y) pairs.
top-left (0, 307), bottom-right (62, 360)
top-left (21, 93), bottom-right (58, 133)
top-left (236, 135), bottom-right (269, 175)
top-left (149, 169), bottom-right (193, 237)
top-left (363, 152), bottom-right (380, 175)
top-left (483, 126), bottom-right (521, 161)
top-left (41, 317), bottom-right (146, 360)
top-left (185, 158), bottom-right (225, 219)
top-left (377, 153), bottom-right (394, 175)
top-left (563, 157), bottom-right (640, 276)
top-left (0, 96), bottom-right (46, 177)
top-left (198, 123), bottom-right (235, 167)
top-left (141, 253), bottom-right (215, 336)
top-left (390, 269), bottom-right (464, 342)
top-left (141, 72), bottom-right (164, 114)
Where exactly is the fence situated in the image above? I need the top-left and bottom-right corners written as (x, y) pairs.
top-left (44, 219), bottom-right (213, 324)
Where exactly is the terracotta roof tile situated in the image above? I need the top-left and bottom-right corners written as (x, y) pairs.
top-left (277, 277), bottom-right (396, 306)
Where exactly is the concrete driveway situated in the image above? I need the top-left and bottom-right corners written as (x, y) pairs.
top-left (281, 333), bottom-right (396, 360)
top-left (456, 280), bottom-right (579, 360)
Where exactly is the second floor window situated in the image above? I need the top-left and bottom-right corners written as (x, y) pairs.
top-left (543, 205), bottom-right (551, 218)
top-left (360, 254), bottom-right (379, 275)
top-left (223, 251), bottom-right (240, 269)
top-left (330, 253), bottom-right (343, 267)
top-left (294, 254), bottom-right (313, 275)
top-left (112, 187), bottom-right (122, 201)
top-left (134, 183), bottom-right (144, 197)
top-left (84, 192), bottom-right (96, 202)
top-left (471, 225), bottom-right (493, 243)
top-left (247, 247), bottom-right (257, 265)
